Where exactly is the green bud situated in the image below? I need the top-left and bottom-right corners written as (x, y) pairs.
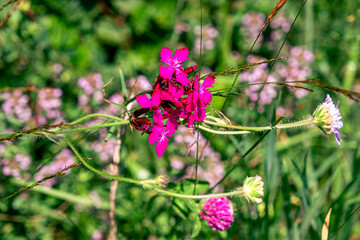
top-left (242, 175), bottom-right (264, 204)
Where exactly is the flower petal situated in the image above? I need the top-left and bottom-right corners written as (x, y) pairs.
top-left (160, 48), bottom-right (173, 65)
top-left (136, 94), bottom-right (151, 108)
top-left (175, 70), bottom-right (189, 86)
top-left (174, 48), bottom-right (189, 63)
top-left (160, 66), bottom-right (174, 79)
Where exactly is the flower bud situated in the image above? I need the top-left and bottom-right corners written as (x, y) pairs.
top-left (242, 175), bottom-right (264, 204)
top-left (140, 175), bottom-right (170, 189)
top-left (155, 175), bottom-right (170, 188)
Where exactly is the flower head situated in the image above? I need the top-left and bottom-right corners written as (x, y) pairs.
top-left (160, 48), bottom-right (189, 86)
top-left (313, 94), bottom-right (345, 146)
top-left (199, 197), bottom-right (234, 231)
top-left (186, 75), bottom-right (214, 126)
top-left (242, 175), bottom-right (264, 204)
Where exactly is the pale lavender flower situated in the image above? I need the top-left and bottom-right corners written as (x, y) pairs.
top-left (77, 73), bottom-right (104, 106)
top-left (34, 149), bottom-right (75, 187)
top-left (1, 91), bottom-right (32, 123)
top-left (275, 46), bottom-right (314, 98)
top-left (37, 88), bottom-right (63, 124)
top-left (313, 94), bottom-right (345, 146)
top-left (91, 230), bottom-right (103, 240)
top-left (174, 22), bottom-right (190, 34)
top-left (240, 55), bottom-right (278, 112)
top-left (106, 93), bottom-right (124, 115)
top-left (89, 129), bottom-right (117, 163)
top-left (53, 63), bottom-right (63, 74)
top-left (269, 13), bottom-right (291, 41)
top-left (199, 197), bottom-right (234, 231)
top-left (1, 154), bottom-right (32, 179)
top-left (194, 24), bottom-right (218, 54)
top-left (241, 12), bottom-right (265, 46)
top-left (170, 159), bottom-right (185, 169)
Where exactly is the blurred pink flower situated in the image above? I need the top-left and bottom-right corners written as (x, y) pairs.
top-left (1, 91), bottom-right (32, 123)
top-left (37, 88), bottom-right (63, 124)
top-left (240, 55), bottom-right (278, 112)
top-left (194, 24), bottom-right (218, 54)
top-left (34, 149), bottom-right (75, 187)
top-left (77, 73), bottom-right (104, 106)
top-left (1, 154), bottom-right (32, 179)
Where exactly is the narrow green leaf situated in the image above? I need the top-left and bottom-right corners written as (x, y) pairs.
top-left (191, 215), bottom-right (201, 238)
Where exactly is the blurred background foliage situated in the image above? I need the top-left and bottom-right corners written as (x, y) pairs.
top-left (0, 0), bottom-right (360, 239)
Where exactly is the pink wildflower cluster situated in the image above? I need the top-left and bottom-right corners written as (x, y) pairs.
top-left (276, 46), bottom-right (314, 98)
top-left (1, 153), bottom-right (32, 179)
top-left (89, 129), bottom-right (117, 163)
top-left (132, 48), bottom-right (215, 157)
top-left (199, 197), bottom-right (234, 231)
top-left (240, 55), bottom-right (278, 112)
top-left (34, 148), bottom-right (75, 187)
top-left (77, 73), bottom-right (104, 106)
top-left (269, 13), bottom-right (292, 41)
top-left (36, 88), bottom-right (63, 125)
top-left (194, 24), bottom-right (219, 54)
top-left (241, 12), bottom-right (266, 47)
top-left (0, 91), bottom-right (32, 123)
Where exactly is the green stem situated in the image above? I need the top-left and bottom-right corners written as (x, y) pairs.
top-left (203, 117), bottom-right (316, 131)
top-left (198, 125), bottom-right (251, 135)
top-left (54, 121), bottom-right (129, 134)
top-left (68, 113), bottom-right (124, 125)
top-left (61, 136), bottom-right (248, 200)
top-left (153, 188), bottom-right (245, 199)
top-left (60, 136), bottom-right (141, 185)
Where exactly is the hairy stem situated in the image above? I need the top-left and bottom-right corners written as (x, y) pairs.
top-left (203, 117), bottom-right (316, 132)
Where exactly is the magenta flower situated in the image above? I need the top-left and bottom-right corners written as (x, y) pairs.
top-left (199, 197), bottom-right (234, 231)
top-left (160, 48), bottom-right (189, 86)
top-left (186, 75), bottom-right (215, 126)
top-left (148, 117), bottom-right (177, 157)
top-left (136, 85), bottom-right (161, 110)
top-left (131, 47), bottom-right (216, 157)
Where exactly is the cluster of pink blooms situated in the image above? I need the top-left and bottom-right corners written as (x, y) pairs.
top-left (199, 197), bottom-right (234, 231)
top-left (276, 46), bottom-right (314, 98)
top-left (34, 148), bottom-right (75, 187)
top-left (269, 13), bottom-right (291, 41)
top-left (132, 48), bottom-right (215, 157)
top-left (240, 55), bottom-right (278, 112)
top-left (241, 12), bottom-right (266, 47)
top-left (1, 88), bottom-right (64, 125)
top-left (77, 73), bottom-right (104, 106)
top-left (36, 88), bottom-right (63, 125)
top-left (1, 152), bottom-right (32, 179)
top-left (194, 24), bottom-right (218, 54)
top-left (0, 91), bottom-right (32, 123)
top-left (89, 129), bottom-right (117, 163)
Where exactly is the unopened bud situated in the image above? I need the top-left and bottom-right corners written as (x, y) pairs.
top-left (141, 175), bottom-right (170, 189)
top-left (155, 175), bottom-right (170, 188)
top-left (242, 175), bottom-right (264, 204)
